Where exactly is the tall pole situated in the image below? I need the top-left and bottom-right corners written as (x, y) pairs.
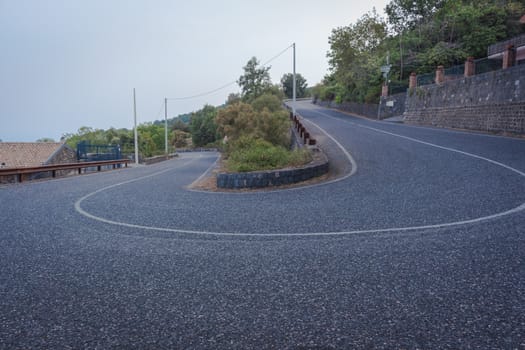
top-left (164, 98), bottom-right (168, 156)
top-left (133, 88), bottom-right (139, 165)
top-left (292, 42), bottom-right (296, 113)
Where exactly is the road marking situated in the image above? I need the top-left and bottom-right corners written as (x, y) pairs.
top-left (308, 108), bottom-right (525, 177)
top-left (187, 153), bottom-right (220, 189)
top-left (302, 117), bottom-right (358, 178)
top-left (75, 116), bottom-right (525, 237)
top-left (187, 118), bottom-right (358, 194)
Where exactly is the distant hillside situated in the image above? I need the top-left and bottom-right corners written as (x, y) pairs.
top-left (153, 113), bottom-right (191, 127)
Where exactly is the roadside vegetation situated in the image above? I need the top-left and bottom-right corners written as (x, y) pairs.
top-left (61, 57), bottom-right (311, 169)
top-left (217, 57), bottom-right (311, 172)
top-left (62, 121), bottom-right (192, 158)
top-left (314, 0), bottom-right (524, 104)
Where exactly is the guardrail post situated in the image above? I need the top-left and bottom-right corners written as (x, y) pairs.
top-left (464, 57), bottom-right (475, 77)
top-left (503, 44), bottom-right (516, 69)
top-left (435, 65), bottom-right (445, 84)
top-left (409, 72), bottom-right (417, 89)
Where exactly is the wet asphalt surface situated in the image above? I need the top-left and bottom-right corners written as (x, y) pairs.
top-left (1, 101), bottom-right (524, 349)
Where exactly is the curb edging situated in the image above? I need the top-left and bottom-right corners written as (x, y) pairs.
top-left (216, 150), bottom-right (328, 189)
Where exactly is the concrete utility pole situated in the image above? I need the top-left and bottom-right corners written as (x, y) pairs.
top-left (293, 42), bottom-right (296, 113)
top-left (133, 88), bottom-right (139, 165)
top-left (164, 98), bottom-right (168, 156)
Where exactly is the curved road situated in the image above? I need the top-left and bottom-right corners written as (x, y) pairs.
top-left (1, 101), bottom-right (524, 348)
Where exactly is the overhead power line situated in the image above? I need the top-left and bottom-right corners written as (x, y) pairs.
top-left (261, 43), bottom-right (294, 67)
top-left (166, 43), bottom-right (294, 101)
top-left (167, 80), bottom-right (237, 101)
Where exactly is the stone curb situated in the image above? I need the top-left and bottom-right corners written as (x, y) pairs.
top-left (216, 150), bottom-right (329, 189)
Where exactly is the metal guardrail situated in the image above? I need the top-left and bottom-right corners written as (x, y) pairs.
top-left (417, 72), bottom-right (435, 86)
top-left (475, 57), bottom-right (503, 74)
top-left (488, 33), bottom-right (525, 57)
top-left (444, 64), bottom-right (464, 78)
top-left (0, 159), bottom-right (130, 183)
top-left (416, 57), bottom-right (503, 87)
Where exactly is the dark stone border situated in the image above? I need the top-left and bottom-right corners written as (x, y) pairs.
top-left (216, 149), bottom-right (329, 189)
top-left (142, 154), bottom-right (177, 165)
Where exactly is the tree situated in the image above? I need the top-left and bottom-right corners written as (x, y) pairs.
top-left (386, 0), bottom-right (446, 32)
top-left (251, 93), bottom-right (283, 113)
top-left (435, 1), bottom-right (510, 58)
top-left (237, 57), bottom-right (272, 102)
top-left (318, 0), bottom-right (525, 105)
top-left (280, 73), bottom-right (308, 99)
top-left (216, 98), bottom-right (290, 149)
top-left (326, 10), bottom-right (387, 103)
top-left (171, 119), bottom-right (190, 133)
top-left (216, 102), bottom-right (256, 144)
top-left (190, 105), bottom-right (218, 147)
top-left (137, 123), bottom-right (165, 157)
top-left (171, 130), bottom-right (190, 148)
top-left (226, 93), bottom-right (241, 105)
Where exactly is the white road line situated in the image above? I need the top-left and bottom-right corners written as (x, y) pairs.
top-left (187, 118), bottom-right (358, 194)
top-left (187, 154), bottom-right (219, 189)
top-left (75, 115), bottom-right (525, 237)
top-left (309, 108), bottom-right (525, 177)
top-left (302, 117), bottom-right (358, 178)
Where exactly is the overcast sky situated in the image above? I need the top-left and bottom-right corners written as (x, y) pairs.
top-left (0, 0), bottom-right (389, 142)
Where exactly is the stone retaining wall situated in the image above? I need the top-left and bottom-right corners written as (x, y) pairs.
top-left (142, 154), bottom-right (177, 165)
top-left (314, 100), bottom-right (379, 119)
top-left (404, 64), bottom-right (525, 134)
top-left (379, 92), bottom-right (407, 119)
top-left (216, 150), bottom-right (329, 189)
top-left (404, 102), bottom-right (525, 133)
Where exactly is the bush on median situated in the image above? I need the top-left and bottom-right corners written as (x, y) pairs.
top-left (226, 136), bottom-right (311, 173)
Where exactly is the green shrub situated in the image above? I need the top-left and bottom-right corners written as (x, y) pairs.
top-left (216, 101), bottom-right (291, 150)
top-left (251, 93), bottom-right (283, 113)
top-left (227, 136), bottom-right (310, 172)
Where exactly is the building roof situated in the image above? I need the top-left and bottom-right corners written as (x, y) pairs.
top-left (0, 142), bottom-right (70, 169)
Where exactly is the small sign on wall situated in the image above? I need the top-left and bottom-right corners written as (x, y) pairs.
top-left (386, 100), bottom-right (394, 107)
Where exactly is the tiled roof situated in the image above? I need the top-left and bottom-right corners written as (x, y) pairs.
top-left (0, 142), bottom-right (67, 169)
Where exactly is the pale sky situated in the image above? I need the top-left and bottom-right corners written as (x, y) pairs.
top-left (0, 0), bottom-right (389, 142)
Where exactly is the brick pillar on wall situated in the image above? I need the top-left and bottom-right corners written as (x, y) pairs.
top-left (435, 65), bottom-right (445, 84)
top-left (381, 84), bottom-right (388, 97)
top-left (464, 57), bottom-right (475, 77)
top-left (409, 72), bottom-right (417, 89)
top-left (503, 45), bottom-right (516, 69)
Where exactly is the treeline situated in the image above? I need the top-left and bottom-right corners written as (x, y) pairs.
top-left (62, 63), bottom-right (309, 160)
top-left (314, 0), bottom-right (525, 104)
top-left (62, 122), bottom-right (191, 158)
top-left (183, 57), bottom-right (311, 172)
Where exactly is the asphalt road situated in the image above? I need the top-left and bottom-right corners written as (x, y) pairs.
top-left (1, 100), bottom-right (524, 349)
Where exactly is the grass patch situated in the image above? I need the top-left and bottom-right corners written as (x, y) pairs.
top-left (226, 136), bottom-right (311, 173)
